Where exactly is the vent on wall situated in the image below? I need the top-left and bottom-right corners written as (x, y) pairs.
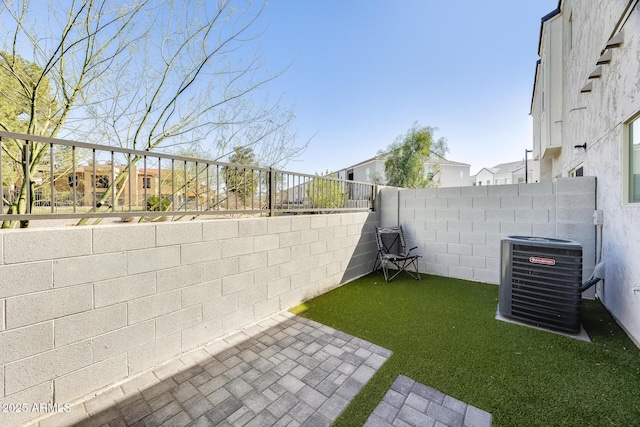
top-left (499, 236), bottom-right (583, 334)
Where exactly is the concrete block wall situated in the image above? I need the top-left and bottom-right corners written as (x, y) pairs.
top-left (385, 177), bottom-right (597, 286)
top-left (0, 212), bottom-right (378, 426)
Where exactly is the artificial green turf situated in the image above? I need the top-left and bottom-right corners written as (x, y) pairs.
top-left (290, 273), bottom-right (640, 427)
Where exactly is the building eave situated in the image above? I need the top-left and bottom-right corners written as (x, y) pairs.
top-left (532, 1), bottom-right (562, 115)
top-left (530, 59), bottom-right (541, 115)
top-left (537, 1), bottom-right (563, 57)
top-left (339, 155), bottom-right (384, 172)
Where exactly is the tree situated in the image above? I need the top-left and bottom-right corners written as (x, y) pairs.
top-left (0, 52), bottom-right (60, 134)
top-left (0, 0), bottom-right (306, 228)
top-left (382, 123), bottom-right (448, 189)
top-left (0, 52), bottom-right (63, 225)
top-left (371, 171), bottom-right (386, 185)
top-left (223, 146), bottom-right (258, 204)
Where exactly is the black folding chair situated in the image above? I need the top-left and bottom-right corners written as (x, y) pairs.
top-left (373, 226), bottom-right (421, 282)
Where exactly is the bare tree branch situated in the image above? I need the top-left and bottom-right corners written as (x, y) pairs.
top-left (0, 0), bottom-right (307, 228)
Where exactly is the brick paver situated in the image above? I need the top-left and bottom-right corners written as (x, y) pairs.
top-left (36, 313), bottom-right (492, 427)
top-left (364, 375), bottom-right (493, 427)
top-left (37, 312), bottom-right (392, 427)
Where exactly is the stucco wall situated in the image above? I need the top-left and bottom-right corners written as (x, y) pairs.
top-left (568, 2), bottom-right (640, 347)
top-left (350, 160), bottom-right (385, 183)
top-left (475, 169), bottom-right (494, 186)
top-left (532, 1), bottom-right (640, 347)
top-left (0, 213), bottom-right (378, 426)
top-left (381, 178), bottom-right (596, 286)
top-left (437, 164), bottom-right (470, 188)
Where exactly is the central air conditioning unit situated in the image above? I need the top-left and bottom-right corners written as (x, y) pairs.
top-left (499, 236), bottom-right (583, 334)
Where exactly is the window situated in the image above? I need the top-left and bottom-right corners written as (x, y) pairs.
top-left (426, 166), bottom-right (434, 181)
top-left (629, 116), bottom-right (640, 203)
top-left (142, 177), bottom-right (152, 189)
top-left (365, 167), bottom-right (371, 182)
top-left (96, 175), bottom-right (109, 188)
top-left (68, 174), bottom-right (80, 188)
top-left (570, 166), bottom-right (584, 177)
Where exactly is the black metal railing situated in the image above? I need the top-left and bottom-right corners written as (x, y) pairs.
top-left (0, 131), bottom-right (375, 222)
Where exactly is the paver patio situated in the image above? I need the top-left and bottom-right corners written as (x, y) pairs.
top-left (364, 375), bottom-right (492, 427)
top-left (33, 312), bottom-right (491, 427)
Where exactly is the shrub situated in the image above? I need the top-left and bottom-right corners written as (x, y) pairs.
top-left (146, 195), bottom-right (171, 212)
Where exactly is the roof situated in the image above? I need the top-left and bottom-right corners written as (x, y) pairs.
top-left (433, 159), bottom-right (470, 167)
top-left (490, 160), bottom-right (526, 174)
top-left (427, 153), bottom-right (471, 167)
top-left (471, 160), bottom-right (532, 179)
top-left (339, 152), bottom-right (470, 172)
top-left (342, 155), bottom-right (381, 171)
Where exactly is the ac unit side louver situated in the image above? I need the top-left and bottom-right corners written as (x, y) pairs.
top-left (499, 236), bottom-right (583, 334)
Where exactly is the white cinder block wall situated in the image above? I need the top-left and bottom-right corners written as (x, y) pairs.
top-left (0, 212), bottom-right (378, 426)
top-left (0, 178), bottom-right (599, 425)
top-left (382, 178), bottom-right (597, 286)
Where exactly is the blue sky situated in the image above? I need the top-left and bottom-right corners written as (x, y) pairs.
top-left (257, 1), bottom-right (559, 175)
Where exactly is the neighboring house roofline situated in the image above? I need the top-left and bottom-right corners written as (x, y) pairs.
top-left (428, 152), bottom-right (471, 167)
top-left (338, 152), bottom-right (470, 173)
top-left (430, 159), bottom-right (470, 167)
top-left (472, 160), bottom-right (532, 181)
top-left (491, 160), bottom-right (526, 173)
top-left (342, 155), bottom-right (383, 171)
top-left (474, 167), bottom-right (495, 176)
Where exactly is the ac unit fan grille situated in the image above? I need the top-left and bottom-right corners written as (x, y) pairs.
top-left (500, 238), bottom-right (583, 334)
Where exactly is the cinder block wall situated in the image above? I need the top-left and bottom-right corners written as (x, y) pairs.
top-left (384, 177), bottom-right (597, 285)
top-left (0, 212), bottom-right (378, 425)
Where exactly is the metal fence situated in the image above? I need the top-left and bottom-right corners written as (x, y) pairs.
top-left (0, 131), bottom-right (375, 222)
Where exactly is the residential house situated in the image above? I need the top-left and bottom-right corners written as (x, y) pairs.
top-left (531, 1), bottom-right (640, 346)
top-left (471, 160), bottom-right (534, 186)
top-left (338, 154), bottom-right (471, 188)
top-left (35, 163), bottom-right (214, 209)
top-left (47, 164), bottom-right (166, 207)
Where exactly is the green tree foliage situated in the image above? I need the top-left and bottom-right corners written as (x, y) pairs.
top-left (223, 147), bottom-right (258, 203)
top-left (383, 123), bottom-right (449, 189)
top-left (146, 195), bottom-right (170, 212)
top-left (0, 52), bottom-right (59, 134)
top-left (307, 172), bottom-right (347, 211)
top-left (1, 52), bottom-right (62, 225)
